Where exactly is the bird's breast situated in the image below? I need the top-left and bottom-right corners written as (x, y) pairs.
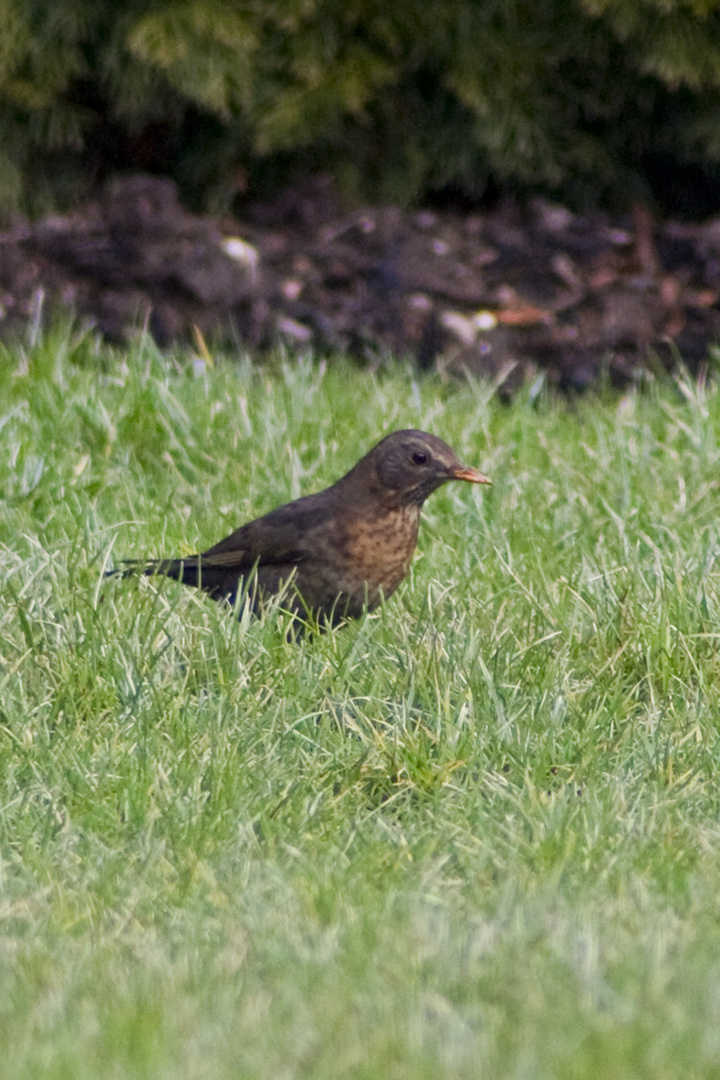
top-left (298, 504), bottom-right (421, 617)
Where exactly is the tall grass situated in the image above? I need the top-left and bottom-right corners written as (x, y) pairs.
top-left (2, 328), bottom-right (720, 1078)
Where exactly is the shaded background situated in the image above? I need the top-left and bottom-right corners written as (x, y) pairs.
top-left (3, 0), bottom-right (720, 386)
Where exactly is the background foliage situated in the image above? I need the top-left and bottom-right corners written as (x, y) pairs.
top-left (3, 0), bottom-right (720, 216)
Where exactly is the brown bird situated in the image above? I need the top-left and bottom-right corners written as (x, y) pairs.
top-left (113, 430), bottom-right (491, 625)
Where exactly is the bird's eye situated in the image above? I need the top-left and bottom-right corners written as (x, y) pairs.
top-left (412, 451), bottom-right (428, 466)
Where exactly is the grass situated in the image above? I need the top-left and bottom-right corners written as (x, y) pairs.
top-left (2, 326), bottom-right (720, 1078)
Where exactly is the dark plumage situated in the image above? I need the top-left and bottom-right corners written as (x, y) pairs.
top-left (112, 430), bottom-right (491, 624)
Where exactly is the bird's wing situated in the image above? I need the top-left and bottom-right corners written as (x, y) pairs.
top-left (200, 491), bottom-right (336, 568)
top-left (112, 491), bottom-right (338, 600)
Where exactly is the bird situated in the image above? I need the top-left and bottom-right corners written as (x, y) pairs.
top-left (111, 429), bottom-right (491, 625)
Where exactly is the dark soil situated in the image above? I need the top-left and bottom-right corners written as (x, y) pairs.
top-left (2, 173), bottom-right (720, 392)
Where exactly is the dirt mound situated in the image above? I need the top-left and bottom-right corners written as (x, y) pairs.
top-left (2, 174), bottom-right (719, 391)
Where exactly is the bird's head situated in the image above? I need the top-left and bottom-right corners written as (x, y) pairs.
top-left (352, 429), bottom-right (492, 507)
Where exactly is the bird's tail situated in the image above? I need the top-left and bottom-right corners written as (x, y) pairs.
top-left (106, 556), bottom-right (242, 601)
top-left (106, 557), bottom-right (204, 588)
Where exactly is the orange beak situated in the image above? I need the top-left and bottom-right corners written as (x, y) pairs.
top-left (449, 464), bottom-right (492, 485)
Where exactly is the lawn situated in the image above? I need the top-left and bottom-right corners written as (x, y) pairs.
top-left (2, 328), bottom-right (720, 1078)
